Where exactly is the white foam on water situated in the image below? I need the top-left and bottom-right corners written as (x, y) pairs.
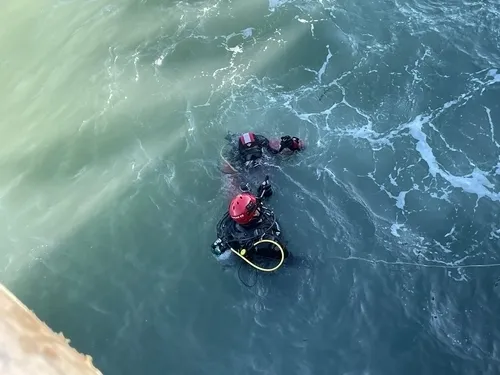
top-left (295, 14), bottom-right (328, 39)
top-left (317, 45), bottom-right (332, 84)
top-left (487, 68), bottom-right (500, 84)
top-left (155, 55), bottom-right (165, 66)
top-left (433, 240), bottom-right (452, 254)
top-left (303, 45), bottom-right (332, 84)
top-left (495, 162), bottom-right (500, 176)
top-left (391, 223), bottom-right (405, 237)
top-left (269, 0), bottom-right (290, 12)
top-left (241, 27), bottom-right (253, 39)
top-left (395, 191), bottom-right (407, 210)
top-left (484, 106), bottom-right (500, 148)
top-left (389, 174), bottom-right (398, 187)
top-left (444, 225), bottom-right (456, 238)
top-left (405, 115), bottom-right (500, 202)
top-left (185, 101), bottom-right (196, 146)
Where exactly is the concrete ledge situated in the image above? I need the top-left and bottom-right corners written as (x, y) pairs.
top-left (0, 283), bottom-right (103, 375)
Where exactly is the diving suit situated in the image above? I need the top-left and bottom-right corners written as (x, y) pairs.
top-left (221, 131), bottom-right (304, 174)
top-left (220, 131), bottom-right (304, 198)
top-left (211, 176), bottom-right (289, 266)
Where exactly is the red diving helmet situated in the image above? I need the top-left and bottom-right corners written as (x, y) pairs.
top-left (229, 193), bottom-right (258, 225)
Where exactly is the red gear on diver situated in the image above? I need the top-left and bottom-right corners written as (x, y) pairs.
top-left (229, 193), bottom-right (259, 225)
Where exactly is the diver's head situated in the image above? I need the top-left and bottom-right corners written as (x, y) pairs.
top-left (229, 193), bottom-right (259, 225)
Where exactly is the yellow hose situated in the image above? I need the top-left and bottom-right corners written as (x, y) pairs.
top-left (230, 239), bottom-right (285, 272)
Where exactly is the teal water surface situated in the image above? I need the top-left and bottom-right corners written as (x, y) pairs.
top-left (2, 0), bottom-right (500, 374)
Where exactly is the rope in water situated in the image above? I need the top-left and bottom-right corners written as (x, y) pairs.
top-left (219, 146), bottom-right (238, 173)
top-left (332, 256), bottom-right (500, 269)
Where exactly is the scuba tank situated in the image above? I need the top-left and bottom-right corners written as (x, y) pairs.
top-left (211, 238), bottom-right (225, 256)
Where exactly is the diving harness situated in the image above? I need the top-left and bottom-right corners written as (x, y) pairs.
top-left (211, 181), bottom-right (287, 272)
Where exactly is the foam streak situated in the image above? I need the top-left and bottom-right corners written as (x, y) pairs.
top-left (406, 116), bottom-right (500, 202)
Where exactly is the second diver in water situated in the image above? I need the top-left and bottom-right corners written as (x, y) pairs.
top-left (221, 131), bottom-right (304, 174)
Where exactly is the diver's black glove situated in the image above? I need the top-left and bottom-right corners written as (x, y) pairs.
top-left (280, 135), bottom-right (301, 151)
top-left (257, 175), bottom-right (272, 198)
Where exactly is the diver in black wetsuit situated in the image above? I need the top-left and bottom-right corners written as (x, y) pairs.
top-left (221, 131), bottom-right (304, 173)
top-left (211, 176), bottom-right (289, 263)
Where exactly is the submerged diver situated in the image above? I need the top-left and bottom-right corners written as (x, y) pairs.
top-left (221, 131), bottom-right (305, 174)
top-left (211, 176), bottom-right (289, 271)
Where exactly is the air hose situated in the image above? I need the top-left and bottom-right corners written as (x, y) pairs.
top-left (230, 239), bottom-right (285, 272)
top-left (220, 146), bottom-right (238, 173)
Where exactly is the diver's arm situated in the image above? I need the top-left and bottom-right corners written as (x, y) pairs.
top-left (277, 135), bottom-right (303, 152)
top-left (255, 133), bottom-right (304, 154)
top-left (257, 175), bottom-right (272, 199)
top-left (255, 134), bottom-right (279, 154)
